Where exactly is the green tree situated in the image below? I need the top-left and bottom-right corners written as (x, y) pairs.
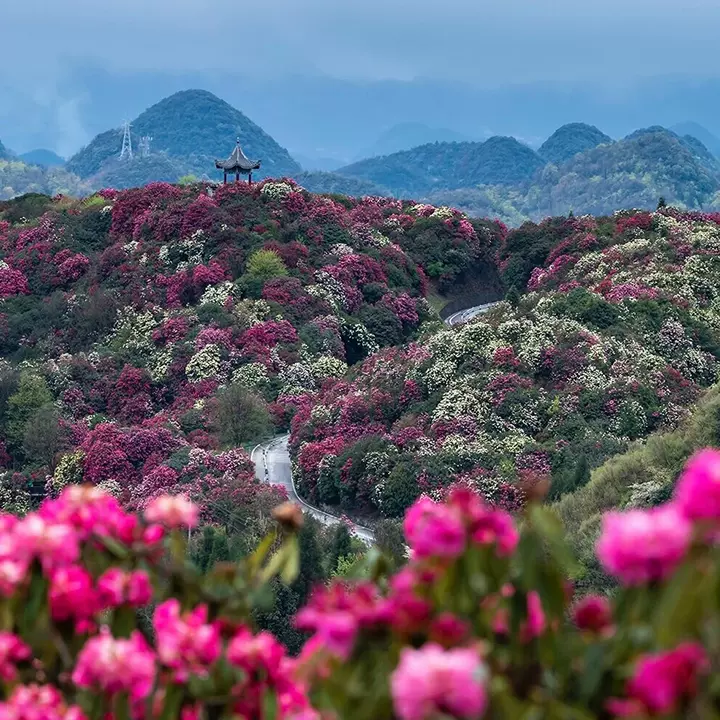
top-left (657, 196), bottom-right (667, 209)
top-left (5, 374), bottom-right (53, 451)
top-left (22, 403), bottom-right (63, 469)
top-left (505, 285), bottom-right (521, 307)
top-left (329, 524), bottom-right (353, 574)
top-left (245, 250), bottom-right (287, 283)
top-left (292, 517), bottom-right (325, 606)
top-left (209, 385), bottom-right (272, 446)
top-left (373, 519), bottom-right (407, 569)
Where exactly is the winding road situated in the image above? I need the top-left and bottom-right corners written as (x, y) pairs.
top-left (251, 302), bottom-right (497, 544)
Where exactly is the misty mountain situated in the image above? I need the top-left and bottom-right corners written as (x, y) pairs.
top-left (538, 123), bottom-right (612, 165)
top-left (357, 122), bottom-right (472, 161)
top-left (671, 121), bottom-right (720, 157)
top-left (337, 136), bottom-right (545, 195)
top-left (66, 89), bottom-right (301, 183)
top-left (0, 139), bottom-right (12, 161)
top-left (430, 126), bottom-right (720, 224)
top-left (18, 149), bottom-right (65, 167)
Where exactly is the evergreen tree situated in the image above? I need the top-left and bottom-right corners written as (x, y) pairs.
top-left (329, 524), bottom-right (353, 575)
top-left (292, 518), bottom-right (325, 606)
top-left (209, 531), bottom-right (230, 566)
top-left (657, 196), bottom-right (667, 209)
top-left (505, 285), bottom-right (521, 307)
top-left (193, 526), bottom-right (217, 573)
top-left (5, 374), bottom-right (53, 452)
top-left (373, 519), bottom-right (407, 569)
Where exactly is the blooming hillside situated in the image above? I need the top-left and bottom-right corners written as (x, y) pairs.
top-left (290, 209), bottom-right (720, 517)
top-left (0, 180), bottom-right (502, 524)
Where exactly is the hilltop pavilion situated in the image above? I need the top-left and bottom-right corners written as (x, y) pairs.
top-left (215, 139), bottom-right (261, 184)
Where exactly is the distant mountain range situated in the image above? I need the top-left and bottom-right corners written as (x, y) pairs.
top-left (18, 149), bottom-right (66, 167)
top-left (356, 122), bottom-right (473, 161)
top-left (5, 90), bottom-right (720, 224)
top-left (423, 125), bottom-right (720, 224)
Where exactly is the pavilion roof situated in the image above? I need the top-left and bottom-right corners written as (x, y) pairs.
top-left (215, 139), bottom-right (261, 172)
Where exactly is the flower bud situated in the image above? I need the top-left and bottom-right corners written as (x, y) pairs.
top-left (272, 502), bottom-right (304, 531)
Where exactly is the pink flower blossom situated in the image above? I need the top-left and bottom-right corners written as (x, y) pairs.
top-left (0, 633), bottom-right (30, 681)
top-left (153, 600), bottom-right (220, 681)
top-left (572, 595), bottom-right (613, 634)
top-left (97, 568), bottom-right (153, 608)
top-left (674, 448), bottom-right (720, 522)
top-left (403, 497), bottom-right (465, 559)
top-left (596, 505), bottom-right (691, 585)
top-left (391, 643), bottom-right (488, 720)
top-left (49, 566), bottom-right (97, 621)
top-left (72, 630), bottom-right (156, 699)
top-left (144, 495), bottom-right (199, 529)
top-left (520, 591), bottom-right (546, 643)
top-left (607, 643), bottom-right (708, 717)
top-left (0, 684), bottom-right (87, 720)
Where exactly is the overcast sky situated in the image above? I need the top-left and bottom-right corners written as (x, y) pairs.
top-left (5, 0), bottom-right (720, 86)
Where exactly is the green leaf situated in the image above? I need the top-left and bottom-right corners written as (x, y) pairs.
top-left (280, 535), bottom-right (300, 584)
top-left (248, 531), bottom-right (277, 576)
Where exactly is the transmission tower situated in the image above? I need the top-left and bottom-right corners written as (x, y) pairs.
top-left (139, 136), bottom-right (152, 157)
top-left (119, 121), bottom-right (133, 160)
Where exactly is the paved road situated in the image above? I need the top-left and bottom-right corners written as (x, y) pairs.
top-left (445, 302), bottom-right (497, 326)
top-left (251, 301), bottom-right (497, 545)
top-left (252, 435), bottom-right (375, 544)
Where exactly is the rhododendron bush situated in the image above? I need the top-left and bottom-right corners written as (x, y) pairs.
top-left (1, 451), bottom-right (720, 718)
top-left (290, 208), bottom-right (720, 517)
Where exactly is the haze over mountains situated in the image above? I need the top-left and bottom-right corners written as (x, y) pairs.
top-left (5, 88), bottom-right (720, 224)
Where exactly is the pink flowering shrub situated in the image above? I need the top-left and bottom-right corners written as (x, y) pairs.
top-left (0, 453), bottom-right (719, 717)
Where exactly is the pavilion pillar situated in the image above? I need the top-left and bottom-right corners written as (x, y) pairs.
top-left (248, 172), bottom-right (252, 186)
top-left (223, 172), bottom-right (227, 184)
top-left (235, 171), bottom-right (240, 183)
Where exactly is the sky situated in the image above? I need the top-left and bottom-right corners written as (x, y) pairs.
top-left (6, 0), bottom-right (720, 85)
top-left (5, 0), bottom-right (720, 157)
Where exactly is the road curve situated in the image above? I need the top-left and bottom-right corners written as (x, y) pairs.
top-left (252, 435), bottom-right (375, 544)
top-left (251, 301), bottom-right (497, 544)
top-left (445, 302), bottom-right (497, 326)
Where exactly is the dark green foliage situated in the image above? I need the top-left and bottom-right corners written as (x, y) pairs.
top-left (550, 288), bottom-right (620, 329)
top-left (505, 285), bottom-right (521, 306)
top-left (292, 519), bottom-right (325, 606)
top-left (208, 385), bottom-right (272, 447)
top-left (538, 123), bottom-right (612, 165)
top-left (372, 519), bottom-right (407, 569)
top-left (22, 404), bottom-right (64, 469)
top-left (357, 305), bottom-right (403, 347)
top-left (337, 136), bottom-right (545, 196)
top-left (329, 524), bottom-right (353, 575)
top-left (4, 374), bottom-right (54, 451)
top-left (296, 171), bottom-right (388, 197)
top-left (0, 193), bottom-right (55, 224)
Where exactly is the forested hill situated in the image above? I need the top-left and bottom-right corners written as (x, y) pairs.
top-left (425, 127), bottom-right (720, 223)
top-left (0, 181), bottom-right (503, 527)
top-left (537, 122), bottom-right (612, 165)
top-left (66, 90), bottom-right (301, 186)
top-left (337, 136), bottom-right (545, 195)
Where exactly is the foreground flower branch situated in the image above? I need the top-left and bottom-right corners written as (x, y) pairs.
top-left (1, 450), bottom-right (720, 718)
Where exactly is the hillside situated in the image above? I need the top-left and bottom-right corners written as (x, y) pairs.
top-left (338, 136), bottom-right (545, 195)
top-left (66, 89), bottom-right (301, 184)
top-left (0, 160), bottom-right (91, 201)
top-left (295, 170), bottom-right (389, 198)
top-left (538, 122), bottom-right (612, 165)
top-left (0, 139), bottom-right (11, 161)
top-left (358, 122), bottom-right (471, 160)
top-left (288, 209), bottom-right (720, 517)
top-left (0, 181), bottom-right (504, 524)
top-left (431, 127), bottom-right (720, 224)
top-left (18, 149), bottom-right (65, 167)
top-left (671, 120), bottom-right (720, 157)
